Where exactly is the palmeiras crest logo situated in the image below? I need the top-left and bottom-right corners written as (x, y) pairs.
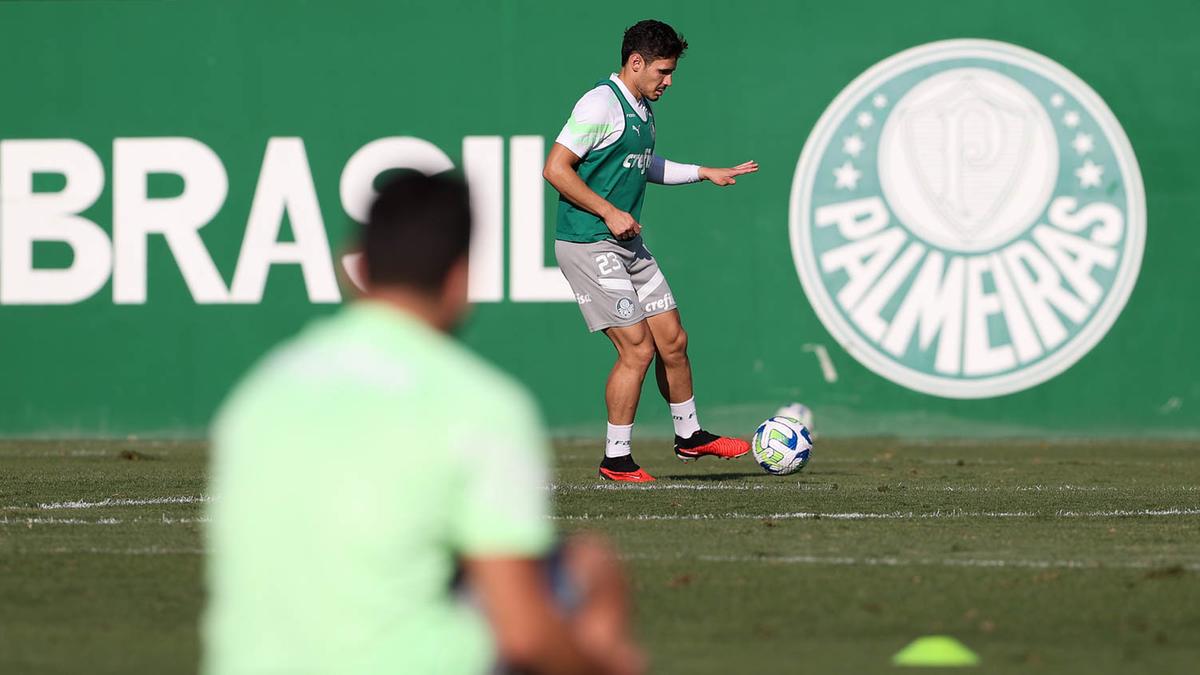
top-left (615, 297), bottom-right (636, 320)
top-left (789, 40), bottom-right (1145, 398)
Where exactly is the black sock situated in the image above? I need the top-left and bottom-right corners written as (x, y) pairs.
top-left (675, 429), bottom-right (719, 449)
top-left (600, 455), bottom-right (640, 472)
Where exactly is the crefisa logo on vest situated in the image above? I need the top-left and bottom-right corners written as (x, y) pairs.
top-left (789, 40), bottom-right (1146, 399)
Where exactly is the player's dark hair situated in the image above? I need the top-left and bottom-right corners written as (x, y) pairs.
top-left (621, 19), bottom-right (687, 66)
top-left (362, 172), bottom-right (472, 293)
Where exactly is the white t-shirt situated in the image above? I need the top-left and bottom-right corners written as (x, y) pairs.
top-left (554, 74), bottom-right (700, 185)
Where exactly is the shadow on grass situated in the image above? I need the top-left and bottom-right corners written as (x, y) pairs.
top-left (662, 472), bottom-right (765, 481)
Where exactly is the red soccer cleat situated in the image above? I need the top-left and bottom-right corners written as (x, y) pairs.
top-left (674, 430), bottom-right (751, 462)
top-left (598, 466), bottom-right (657, 482)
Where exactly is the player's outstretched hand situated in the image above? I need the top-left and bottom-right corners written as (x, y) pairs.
top-left (603, 208), bottom-right (642, 240)
top-left (699, 160), bottom-right (759, 186)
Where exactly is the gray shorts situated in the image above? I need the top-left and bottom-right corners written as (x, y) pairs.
top-left (554, 236), bottom-right (677, 332)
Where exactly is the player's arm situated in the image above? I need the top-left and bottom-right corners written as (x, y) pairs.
top-left (543, 143), bottom-right (641, 240)
top-left (455, 391), bottom-right (642, 675)
top-left (648, 155), bottom-right (759, 187)
top-left (465, 556), bottom-right (624, 675)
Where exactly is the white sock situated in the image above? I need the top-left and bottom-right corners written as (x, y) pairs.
top-left (605, 422), bottom-right (633, 458)
top-left (670, 397), bottom-right (701, 438)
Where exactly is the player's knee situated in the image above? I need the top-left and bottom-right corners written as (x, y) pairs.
top-left (627, 341), bottom-right (656, 369)
top-left (658, 328), bottom-right (688, 362)
top-left (673, 328), bottom-right (689, 356)
top-left (619, 337), bottom-right (655, 369)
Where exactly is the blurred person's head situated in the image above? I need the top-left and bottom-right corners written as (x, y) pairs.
top-left (619, 19), bottom-right (687, 101)
top-left (359, 172), bottom-right (472, 332)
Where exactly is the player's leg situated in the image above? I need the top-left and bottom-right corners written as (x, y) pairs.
top-left (646, 309), bottom-right (692, 404)
top-left (603, 321), bottom-right (655, 425)
top-left (598, 322), bottom-right (656, 481)
top-left (553, 239), bottom-right (657, 482)
top-left (643, 302), bottom-right (750, 463)
top-left (623, 241), bottom-right (691, 405)
top-left (628, 239), bottom-right (749, 462)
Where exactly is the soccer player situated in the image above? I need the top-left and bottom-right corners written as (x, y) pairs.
top-left (544, 19), bottom-right (759, 482)
top-left (204, 173), bottom-right (642, 675)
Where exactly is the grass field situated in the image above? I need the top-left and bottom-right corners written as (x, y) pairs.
top-left (2, 438), bottom-right (1199, 674)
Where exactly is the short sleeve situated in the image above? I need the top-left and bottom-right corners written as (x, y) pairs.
top-left (553, 87), bottom-right (623, 159)
top-left (450, 382), bottom-right (555, 558)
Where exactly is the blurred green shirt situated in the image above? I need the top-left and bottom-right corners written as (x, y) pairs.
top-left (203, 302), bottom-right (554, 675)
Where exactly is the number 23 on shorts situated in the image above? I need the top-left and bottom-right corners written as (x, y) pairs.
top-left (595, 253), bottom-right (621, 276)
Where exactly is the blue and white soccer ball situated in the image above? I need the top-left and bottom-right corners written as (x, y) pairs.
top-left (752, 415), bottom-right (813, 475)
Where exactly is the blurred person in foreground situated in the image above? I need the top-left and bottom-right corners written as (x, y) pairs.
top-left (203, 172), bottom-right (642, 675)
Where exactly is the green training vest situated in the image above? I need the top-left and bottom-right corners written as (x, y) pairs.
top-left (555, 79), bottom-right (656, 243)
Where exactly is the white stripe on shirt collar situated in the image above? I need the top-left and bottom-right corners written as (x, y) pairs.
top-left (609, 74), bottom-right (648, 122)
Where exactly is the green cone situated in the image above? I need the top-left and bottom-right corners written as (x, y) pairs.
top-left (892, 635), bottom-right (980, 667)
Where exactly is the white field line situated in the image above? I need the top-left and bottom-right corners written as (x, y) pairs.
top-left (0, 517), bottom-right (123, 526)
top-left (555, 508), bottom-right (1200, 522)
top-left (38, 547), bottom-right (205, 555)
top-left (0, 514), bottom-right (210, 526)
top-left (0, 448), bottom-right (116, 458)
top-left (22, 507), bottom-right (1197, 527)
top-left (553, 455), bottom-right (1021, 465)
top-left (791, 458), bottom-right (1200, 467)
top-left (0, 447), bottom-right (192, 458)
top-left (20, 548), bottom-right (1196, 565)
top-left (7, 485), bottom-right (1194, 512)
top-left (0, 495), bottom-right (211, 511)
top-left (551, 483), bottom-right (836, 492)
top-left (551, 456), bottom-right (1018, 465)
top-left (19, 508), bottom-right (1196, 527)
top-left (623, 552), bottom-right (1200, 572)
top-left (551, 483), bottom-right (1199, 493)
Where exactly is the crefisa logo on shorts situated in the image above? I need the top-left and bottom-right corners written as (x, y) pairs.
top-left (789, 40), bottom-right (1146, 399)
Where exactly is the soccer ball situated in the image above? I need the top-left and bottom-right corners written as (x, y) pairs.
top-left (752, 416), bottom-right (813, 475)
top-left (774, 402), bottom-right (815, 437)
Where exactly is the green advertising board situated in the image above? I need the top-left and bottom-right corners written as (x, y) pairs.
top-left (1, 0), bottom-right (1196, 438)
